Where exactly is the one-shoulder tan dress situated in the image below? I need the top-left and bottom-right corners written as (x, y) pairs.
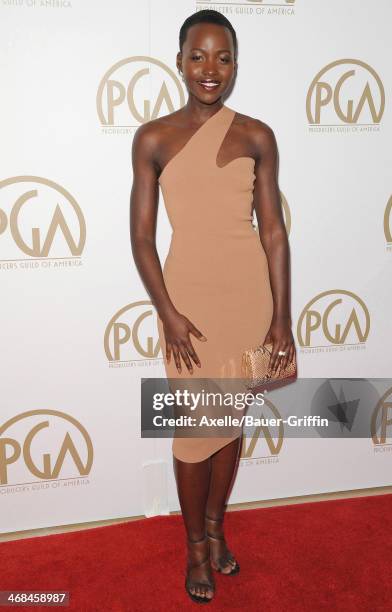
top-left (157, 104), bottom-right (274, 462)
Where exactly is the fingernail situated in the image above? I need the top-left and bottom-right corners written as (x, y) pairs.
top-left (200, 336), bottom-right (207, 341)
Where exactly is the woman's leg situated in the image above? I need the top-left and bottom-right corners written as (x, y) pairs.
top-left (173, 455), bottom-right (215, 600)
top-left (205, 436), bottom-right (242, 573)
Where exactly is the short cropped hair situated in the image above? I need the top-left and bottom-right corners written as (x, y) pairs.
top-left (179, 10), bottom-right (238, 60)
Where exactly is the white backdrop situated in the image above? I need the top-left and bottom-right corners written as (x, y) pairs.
top-left (0, 0), bottom-right (391, 534)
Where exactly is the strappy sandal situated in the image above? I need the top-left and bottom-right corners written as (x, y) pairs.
top-left (185, 535), bottom-right (215, 604)
top-left (205, 515), bottom-right (240, 576)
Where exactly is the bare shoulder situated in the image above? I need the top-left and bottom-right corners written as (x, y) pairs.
top-left (234, 110), bottom-right (277, 155)
top-left (132, 109), bottom-right (184, 156)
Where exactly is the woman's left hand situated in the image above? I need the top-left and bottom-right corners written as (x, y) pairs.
top-left (264, 316), bottom-right (296, 373)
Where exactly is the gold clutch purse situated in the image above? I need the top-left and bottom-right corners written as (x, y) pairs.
top-left (242, 342), bottom-right (297, 393)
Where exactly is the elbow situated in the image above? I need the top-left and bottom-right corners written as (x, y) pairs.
top-left (131, 233), bottom-right (155, 256)
top-left (259, 220), bottom-right (287, 245)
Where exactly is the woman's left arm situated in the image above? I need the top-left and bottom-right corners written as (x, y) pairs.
top-left (252, 121), bottom-right (296, 372)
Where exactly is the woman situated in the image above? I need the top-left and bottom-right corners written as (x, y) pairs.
top-left (130, 9), bottom-right (295, 604)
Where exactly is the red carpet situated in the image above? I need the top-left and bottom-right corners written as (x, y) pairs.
top-left (1, 493), bottom-right (392, 611)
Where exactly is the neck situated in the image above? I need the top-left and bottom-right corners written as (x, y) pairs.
top-left (183, 95), bottom-right (224, 124)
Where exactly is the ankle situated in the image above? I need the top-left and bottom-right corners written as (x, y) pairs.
top-left (206, 516), bottom-right (227, 544)
top-left (187, 532), bottom-right (206, 544)
top-left (187, 534), bottom-right (207, 559)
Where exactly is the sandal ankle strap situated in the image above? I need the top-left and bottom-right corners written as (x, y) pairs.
top-left (206, 531), bottom-right (225, 541)
top-left (187, 534), bottom-right (209, 568)
top-left (187, 556), bottom-right (211, 570)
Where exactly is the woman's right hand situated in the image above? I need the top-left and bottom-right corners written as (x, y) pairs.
top-left (161, 310), bottom-right (207, 374)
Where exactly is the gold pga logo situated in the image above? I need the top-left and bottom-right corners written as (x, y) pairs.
top-left (384, 195), bottom-right (392, 249)
top-left (97, 56), bottom-right (185, 128)
top-left (240, 401), bottom-right (284, 461)
top-left (0, 176), bottom-right (86, 264)
top-left (0, 410), bottom-right (93, 486)
top-left (306, 59), bottom-right (385, 126)
top-left (371, 387), bottom-right (392, 447)
top-left (252, 191), bottom-right (291, 235)
top-left (104, 300), bottom-right (161, 365)
top-left (297, 289), bottom-right (370, 349)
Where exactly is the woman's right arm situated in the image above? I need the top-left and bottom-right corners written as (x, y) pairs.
top-left (129, 123), bottom-right (206, 374)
